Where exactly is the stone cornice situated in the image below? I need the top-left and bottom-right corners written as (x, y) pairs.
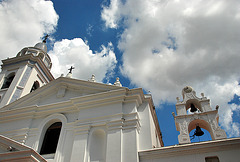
top-left (0, 106), bottom-right (36, 123)
top-left (1, 77), bottom-right (128, 110)
top-left (0, 85), bottom-right (150, 121)
top-left (2, 54), bottom-right (54, 81)
top-left (174, 110), bottom-right (218, 120)
top-left (139, 137), bottom-right (240, 159)
top-left (56, 77), bottom-right (127, 91)
top-left (0, 89), bottom-right (142, 123)
top-left (176, 98), bottom-right (210, 106)
top-left (0, 135), bottom-right (46, 161)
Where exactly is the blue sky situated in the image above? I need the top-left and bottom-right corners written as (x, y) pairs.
top-left (0, 0), bottom-right (240, 146)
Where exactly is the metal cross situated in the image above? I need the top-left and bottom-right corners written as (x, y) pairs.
top-left (68, 66), bottom-right (75, 73)
top-left (42, 34), bottom-right (49, 43)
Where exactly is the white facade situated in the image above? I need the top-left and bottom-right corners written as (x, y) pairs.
top-left (0, 43), bottom-right (240, 162)
top-left (0, 76), bottom-right (163, 162)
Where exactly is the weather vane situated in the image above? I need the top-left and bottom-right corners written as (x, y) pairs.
top-left (68, 66), bottom-right (75, 74)
top-left (42, 34), bottom-right (49, 43)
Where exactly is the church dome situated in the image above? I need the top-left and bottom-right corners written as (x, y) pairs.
top-left (34, 42), bottom-right (47, 53)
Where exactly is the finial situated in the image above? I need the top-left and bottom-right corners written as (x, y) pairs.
top-left (68, 66), bottom-right (75, 74)
top-left (216, 105), bottom-right (219, 110)
top-left (66, 73), bottom-right (72, 78)
top-left (88, 74), bottom-right (96, 82)
top-left (176, 97), bottom-right (180, 103)
top-left (183, 86), bottom-right (193, 93)
top-left (201, 93), bottom-right (204, 98)
top-left (42, 34), bottom-right (49, 43)
top-left (114, 77), bottom-right (122, 87)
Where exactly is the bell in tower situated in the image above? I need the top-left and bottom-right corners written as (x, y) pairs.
top-left (173, 86), bottom-right (227, 144)
top-left (194, 125), bottom-right (204, 137)
top-left (190, 124), bottom-right (205, 140)
top-left (190, 103), bottom-right (198, 112)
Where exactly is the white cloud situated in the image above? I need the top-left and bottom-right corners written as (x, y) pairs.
top-left (0, 0), bottom-right (58, 60)
top-left (102, 0), bottom-right (240, 137)
top-left (0, 0), bottom-right (116, 83)
top-left (101, 0), bottom-right (123, 28)
top-left (49, 38), bottom-right (117, 82)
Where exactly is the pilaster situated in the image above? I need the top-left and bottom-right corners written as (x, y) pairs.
top-left (70, 125), bottom-right (90, 162)
top-left (106, 120), bottom-right (123, 162)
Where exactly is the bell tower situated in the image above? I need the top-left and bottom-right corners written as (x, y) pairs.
top-left (172, 86), bottom-right (227, 144)
top-left (0, 38), bottom-right (54, 108)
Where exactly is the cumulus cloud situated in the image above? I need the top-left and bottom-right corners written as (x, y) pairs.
top-left (0, 0), bottom-right (58, 60)
top-left (0, 0), bottom-right (117, 82)
top-left (101, 0), bottom-right (122, 28)
top-left (102, 0), bottom-right (240, 137)
top-left (49, 38), bottom-right (117, 82)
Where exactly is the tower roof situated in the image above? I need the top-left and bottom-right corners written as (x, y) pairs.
top-left (34, 42), bottom-right (47, 53)
top-left (16, 42), bottom-right (52, 70)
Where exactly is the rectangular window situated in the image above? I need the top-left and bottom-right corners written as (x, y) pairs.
top-left (205, 156), bottom-right (219, 162)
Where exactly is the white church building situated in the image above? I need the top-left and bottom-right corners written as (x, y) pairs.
top-left (0, 40), bottom-right (239, 162)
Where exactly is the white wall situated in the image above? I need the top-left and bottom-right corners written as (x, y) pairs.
top-left (139, 138), bottom-right (240, 162)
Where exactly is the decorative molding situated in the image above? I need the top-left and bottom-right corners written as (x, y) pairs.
top-left (139, 137), bottom-right (240, 159)
top-left (57, 85), bottom-right (67, 98)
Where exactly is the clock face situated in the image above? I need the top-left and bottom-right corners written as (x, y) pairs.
top-left (183, 86), bottom-right (192, 93)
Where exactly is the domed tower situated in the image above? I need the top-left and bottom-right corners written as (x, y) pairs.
top-left (173, 86), bottom-right (227, 144)
top-left (0, 38), bottom-right (54, 108)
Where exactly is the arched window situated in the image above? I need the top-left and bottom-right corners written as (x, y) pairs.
top-left (40, 122), bottom-right (62, 155)
top-left (30, 81), bottom-right (40, 92)
top-left (1, 72), bottom-right (15, 89)
top-left (89, 129), bottom-right (107, 162)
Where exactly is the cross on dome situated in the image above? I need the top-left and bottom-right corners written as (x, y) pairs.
top-left (42, 34), bottom-right (49, 43)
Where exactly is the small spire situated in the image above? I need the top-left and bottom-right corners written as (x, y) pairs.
top-left (66, 73), bottom-right (72, 78)
top-left (176, 97), bottom-right (180, 103)
top-left (114, 77), bottom-right (122, 87)
top-left (88, 74), bottom-right (96, 82)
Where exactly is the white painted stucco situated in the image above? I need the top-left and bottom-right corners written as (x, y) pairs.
top-left (0, 44), bottom-right (239, 162)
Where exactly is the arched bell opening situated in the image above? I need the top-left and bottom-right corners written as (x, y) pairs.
top-left (186, 99), bottom-right (202, 113)
top-left (39, 53), bottom-right (45, 60)
top-left (188, 119), bottom-right (213, 142)
top-left (189, 127), bottom-right (212, 143)
top-left (1, 72), bottom-right (15, 89)
top-left (30, 81), bottom-right (40, 92)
